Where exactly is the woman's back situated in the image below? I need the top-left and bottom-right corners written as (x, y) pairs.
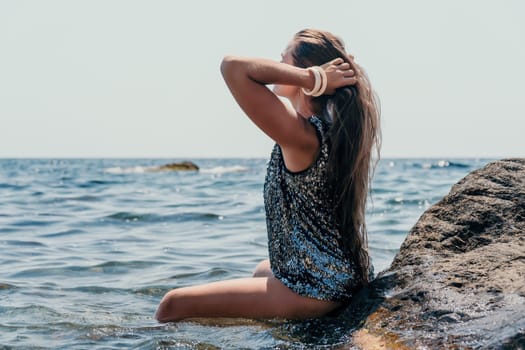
top-left (265, 116), bottom-right (360, 301)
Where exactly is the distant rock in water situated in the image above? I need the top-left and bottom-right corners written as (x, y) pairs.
top-left (150, 161), bottom-right (199, 172)
top-left (347, 159), bottom-right (525, 349)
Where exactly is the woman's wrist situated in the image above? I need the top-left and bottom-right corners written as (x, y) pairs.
top-left (302, 67), bottom-right (321, 96)
top-left (302, 66), bottom-right (327, 97)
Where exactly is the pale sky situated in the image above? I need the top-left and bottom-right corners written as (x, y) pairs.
top-left (1, 0), bottom-right (524, 158)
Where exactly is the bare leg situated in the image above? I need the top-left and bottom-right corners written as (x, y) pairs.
top-left (252, 259), bottom-right (273, 277)
top-left (155, 277), bottom-right (341, 322)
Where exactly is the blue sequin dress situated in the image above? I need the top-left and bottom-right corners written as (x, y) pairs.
top-left (263, 116), bottom-right (361, 302)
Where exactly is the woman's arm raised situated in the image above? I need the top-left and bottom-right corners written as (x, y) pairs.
top-left (220, 56), bottom-right (315, 149)
top-left (221, 56), bottom-right (356, 149)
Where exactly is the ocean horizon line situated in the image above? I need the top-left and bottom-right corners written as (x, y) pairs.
top-left (0, 156), bottom-right (503, 160)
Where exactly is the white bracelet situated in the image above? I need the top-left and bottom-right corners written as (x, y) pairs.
top-left (312, 67), bottom-right (327, 97)
top-left (301, 67), bottom-right (321, 96)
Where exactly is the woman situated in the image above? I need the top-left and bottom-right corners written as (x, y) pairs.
top-left (155, 29), bottom-right (381, 322)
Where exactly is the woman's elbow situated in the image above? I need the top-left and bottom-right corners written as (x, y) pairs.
top-left (220, 55), bottom-right (236, 77)
top-left (221, 55), bottom-right (248, 81)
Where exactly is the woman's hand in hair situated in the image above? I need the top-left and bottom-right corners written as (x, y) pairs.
top-left (321, 58), bottom-right (357, 95)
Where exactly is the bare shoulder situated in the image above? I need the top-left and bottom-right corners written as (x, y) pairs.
top-left (280, 116), bottom-right (320, 173)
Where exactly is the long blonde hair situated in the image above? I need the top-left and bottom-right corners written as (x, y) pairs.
top-left (292, 29), bottom-right (381, 284)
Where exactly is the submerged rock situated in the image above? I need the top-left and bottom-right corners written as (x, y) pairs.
top-left (149, 161), bottom-right (199, 172)
top-left (347, 159), bottom-right (525, 349)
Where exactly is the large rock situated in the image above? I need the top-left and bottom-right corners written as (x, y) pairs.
top-left (149, 161), bottom-right (199, 172)
top-left (348, 159), bottom-right (525, 349)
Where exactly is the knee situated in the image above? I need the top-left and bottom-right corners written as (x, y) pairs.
top-left (253, 259), bottom-right (273, 278)
top-left (155, 290), bottom-right (184, 323)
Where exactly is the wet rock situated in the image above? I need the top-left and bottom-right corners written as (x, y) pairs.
top-left (348, 159), bottom-right (525, 349)
top-left (150, 161), bottom-right (199, 172)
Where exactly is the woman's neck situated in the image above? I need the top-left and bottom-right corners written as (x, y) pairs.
top-left (290, 93), bottom-right (314, 118)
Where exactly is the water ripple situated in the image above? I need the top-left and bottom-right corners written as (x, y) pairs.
top-left (39, 229), bottom-right (86, 238)
top-left (0, 283), bottom-right (18, 290)
top-left (10, 260), bottom-right (164, 279)
top-left (9, 219), bottom-right (61, 227)
top-left (103, 211), bottom-right (224, 223)
top-left (1, 240), bottom-right (47, 247)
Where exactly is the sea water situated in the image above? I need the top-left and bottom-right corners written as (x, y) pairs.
top-left (0, 158), bottom-right (492, 349)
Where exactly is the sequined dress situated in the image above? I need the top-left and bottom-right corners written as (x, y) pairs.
top-left (263, 116), bottom-right (359, 301)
